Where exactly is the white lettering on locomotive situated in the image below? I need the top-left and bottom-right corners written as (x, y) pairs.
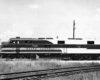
top-left (26, 48), bottom-right (55, 50)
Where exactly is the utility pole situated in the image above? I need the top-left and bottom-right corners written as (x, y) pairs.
top-left (73, 20), bottom-right (76, 39)
top-left (68, 20), bottom-right (82, 40)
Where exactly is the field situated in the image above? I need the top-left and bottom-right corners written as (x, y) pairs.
top-left (0, 59), bottom-right (100, 80)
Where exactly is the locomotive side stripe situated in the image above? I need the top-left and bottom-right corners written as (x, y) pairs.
top-left (1, 52), bottom-right (16, 53)
top-left (19, 52), bottom-right (62, 53)
top-left (1, 48), bottom-right (61, 50)
top-left (1, 50), bottom-right (61, 51)
top-left (1, 48), bottom-right (16, 50)
top-left (1, 50), bottom-right (16, 52)
top-left (0, 51), bottom-right (62, 53)
top-left (1, 48), bottom-right (61, 51)
top-left (67, 48), bottom-right (100, 53)
top-left (1, 50), bottom-right (62, 52)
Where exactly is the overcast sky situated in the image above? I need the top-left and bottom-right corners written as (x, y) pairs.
top-left (0, 0), bottom-right (100, 41)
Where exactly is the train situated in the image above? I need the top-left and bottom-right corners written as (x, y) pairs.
top-left (0, 37), bottom-right (63, 59)
top-left (1, 37), bottom-right (100, 60)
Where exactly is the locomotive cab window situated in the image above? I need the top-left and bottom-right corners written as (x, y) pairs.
top-left (9, 40), bottom-right (16, 44)
top-left (10, 41), bottom-right (13, 43)
top-left (16, 41), bottom-right (19, 44)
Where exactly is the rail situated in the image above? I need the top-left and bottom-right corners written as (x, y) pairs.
top-left (0, 65), bottom-right (100, 80)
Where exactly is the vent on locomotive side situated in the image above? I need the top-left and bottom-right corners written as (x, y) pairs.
top-left (87, 41), bottom-right (94, 44)
top-left (58, 41), bottom-right (65, 44)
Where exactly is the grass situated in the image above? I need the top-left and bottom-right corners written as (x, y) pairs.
top-left (0, 59), bottom-right (100, 74)
top-left (0, 59), bottom-right (100, 80)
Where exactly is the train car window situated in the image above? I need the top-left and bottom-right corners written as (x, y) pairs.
top-left (19, 41), bottom-right (22, 44)
top-left (17, 41), bottom-right (19, 44)
top-left (15, 41), bottom-right (17, 44)
top-left (19, 41), bottom-right (23, 44)
top-left (27, 41), bottom-right (30, 44)
top-left (9, 40), bottom-right (15, 44)
top-left (10, 41), bottom-right (13, 43)
top-left (13, 41), bottom-right (15, 44)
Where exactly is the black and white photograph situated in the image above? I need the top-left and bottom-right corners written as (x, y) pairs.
top-left (0, 0), bottom-right (100, 80)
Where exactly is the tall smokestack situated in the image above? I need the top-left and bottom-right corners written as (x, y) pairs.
top-left (73, 20), bottom-right (76, 39)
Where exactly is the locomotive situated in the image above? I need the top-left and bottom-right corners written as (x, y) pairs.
top-left (0, 37), bottom-right (63, 59)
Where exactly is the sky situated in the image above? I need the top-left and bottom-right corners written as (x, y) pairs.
top-left (0, 0), bottom-right (100, 41)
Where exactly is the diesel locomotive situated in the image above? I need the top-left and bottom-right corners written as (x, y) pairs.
top-left (0, 37), bottom-right (63, 59)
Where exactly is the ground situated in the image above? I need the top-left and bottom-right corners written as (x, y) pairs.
top-left (0, 59), bottom-right (100, 80)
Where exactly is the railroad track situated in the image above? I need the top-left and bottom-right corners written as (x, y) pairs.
top-left (0, 65), bottom-right (100, 80)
